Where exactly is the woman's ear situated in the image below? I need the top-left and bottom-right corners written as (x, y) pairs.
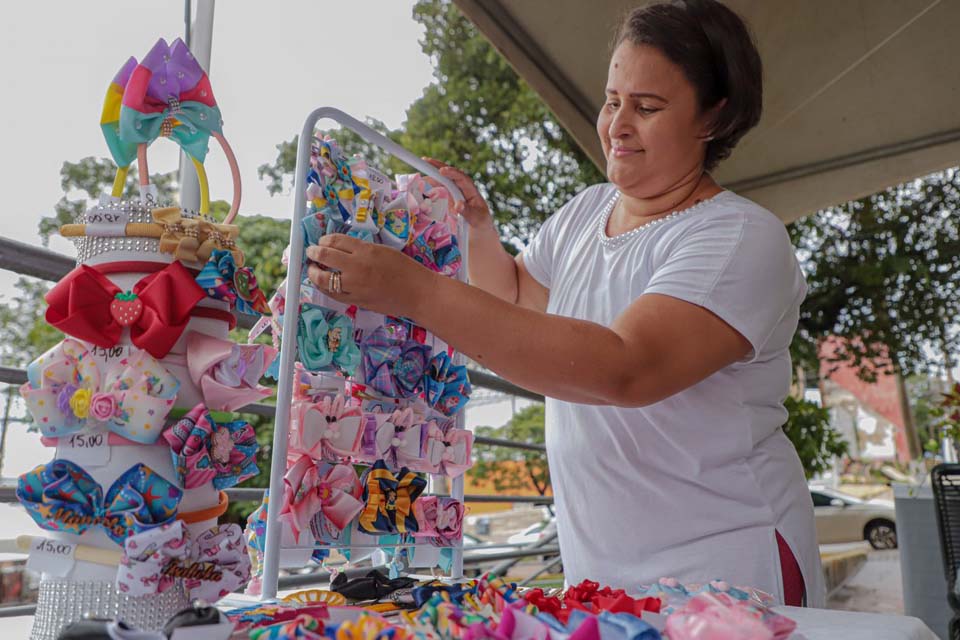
top-left (699, 98), bottom-right (728, 140)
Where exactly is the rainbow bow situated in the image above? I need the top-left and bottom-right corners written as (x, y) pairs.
top-left (20, 338), bottom-right (179, 444)
top-left (118, 519), bottom-right (250, 602)
top-left (18, 460), bottom-right (181, 545)
top-left (119, 38), bottom-right (223, 163)
top-left (358, 460), bottom-right (426, 535)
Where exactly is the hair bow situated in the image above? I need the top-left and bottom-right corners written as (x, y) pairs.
top-left (297, 304), bottom-right (361, 376)
top-left (358, 460), bottom-right (426, 535)
top-left (290, 394), bottom-right (364, 461)
top-left (361, 325), bottom-right (432, 399)
top-left (118, 519), bottom-right (250, 602)
top-left (280, 456), bottom-right (364, 544)
top-left (196, 249), bottom-right (270, 315)
top-left (17, 460), bottom-right (181, 545)
top-left (423, 351), bottom-right (472, 416)
top-left (403, 221), bottom-right (462, 277)
top-left (185, 332), bottom-right (277, 412)
top-left (162, 404), bottom-right (259, 490)
top-left (152, 207), bottom-right (243, 266)
top-left (45, 263), bottom-right (205, 359)
top-left (100, 56), bottom-right (140, 169)
top-left (119, 38), bottom-right (223, 163)
top-left (423, 421), bottom-right (473, 478)
top-left (665, 593), bottom-right (795, 640)
top-left (20, 338), bottom-right (179, 444)
top-left (413, 497), bottom-right (464, 547)
top-left (374, 408), bottom-right (426, 470)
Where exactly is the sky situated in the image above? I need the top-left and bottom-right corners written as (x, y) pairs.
top-left (0, 1), bottom-right (530, 477)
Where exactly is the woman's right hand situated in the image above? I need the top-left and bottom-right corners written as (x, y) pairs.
top-left (423, 158), bottom-right (494, 231)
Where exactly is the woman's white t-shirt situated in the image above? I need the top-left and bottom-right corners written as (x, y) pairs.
top-left (520, 184), bottom-right (825, 607)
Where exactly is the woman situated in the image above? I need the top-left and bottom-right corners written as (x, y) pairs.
top-left (306, 0), bottom-right (824, 607)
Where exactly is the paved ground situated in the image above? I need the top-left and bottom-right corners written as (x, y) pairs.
top-left (826, 543), bottom-right (904, 614)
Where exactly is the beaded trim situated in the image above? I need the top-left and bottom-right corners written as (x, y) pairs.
top-left (31, 578), bottom-right (189, 639)
top-left (595, 189), bottom-right (728, 249)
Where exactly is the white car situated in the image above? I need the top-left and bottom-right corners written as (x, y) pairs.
top-left (810, 486), bottom-right (897, 550)
top-left (507, 519), bottom-right (557, 546)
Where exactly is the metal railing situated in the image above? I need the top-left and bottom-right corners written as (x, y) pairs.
top-left (0, 238), bottom-right (560, 615)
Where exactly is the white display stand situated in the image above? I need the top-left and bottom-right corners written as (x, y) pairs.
top-left (258, 107), bottom-right (468, 600)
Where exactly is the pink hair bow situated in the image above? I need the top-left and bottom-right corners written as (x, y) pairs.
top-left (279, 456), bottom-right (363, 544)
top-left (413, 496), bottom-right (464, 546)
top-left (423, 421), bottom-right (473, 478)
top-left (186, 332), bottom-right (277, 412)
top-left (664, 593), bottom-right (796, 640)
top-left (162, 404), bottom-right (259, 490)
top-left (20, 338), bottom-right (179, 444)
top-left (117, 520), bottom-right (250, 602)
top-left (290, 394), bottom-right (364, 461)
top-left (374, 408), bottom-right (426, 469)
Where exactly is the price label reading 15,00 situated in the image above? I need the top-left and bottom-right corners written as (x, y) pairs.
top-left (68, 433), bottom-right (104, 448)
top-left (27, 537), bottom-right (77, 577)
top-left (32, 539), bottom-right (74, 557)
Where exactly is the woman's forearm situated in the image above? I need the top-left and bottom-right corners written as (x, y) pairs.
top-left (408, 272), bottom-right (637, 405)
top-left (466, 223), bottom-right (520, 303)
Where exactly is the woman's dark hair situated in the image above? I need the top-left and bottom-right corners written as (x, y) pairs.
top-left (613, 0), bottom-right (762, 171)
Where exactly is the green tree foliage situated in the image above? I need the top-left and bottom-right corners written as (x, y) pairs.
top-left (781, 396), bottom-right (849, 479)
top-left (790, 169), bottom-right (960, 382)
top-left (470, 404), bottom-right (551, 501)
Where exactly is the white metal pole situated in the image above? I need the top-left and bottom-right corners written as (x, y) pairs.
top-left (179, 0), bottom-right (215, 213)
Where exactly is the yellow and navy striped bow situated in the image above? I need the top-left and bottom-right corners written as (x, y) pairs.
top-left (358, 460), bottom-right (426, 535)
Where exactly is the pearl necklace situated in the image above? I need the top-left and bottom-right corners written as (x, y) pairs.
top-left (596, 189), bottom-right (727, 249)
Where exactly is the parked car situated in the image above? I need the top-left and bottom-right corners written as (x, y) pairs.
top-left (507, 519), bottom-right (557, 546)
top-left (810, 486), bottom-right (897, 549)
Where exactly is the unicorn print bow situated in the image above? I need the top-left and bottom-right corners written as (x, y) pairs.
top-left (162, 404), bottom-right (259, 490)
top-left (18, 460), bottom-right (181, 545)
top-left (118, 519), bottom-right (250, 602)
top-left (20, 339), bottom-right (179, 444)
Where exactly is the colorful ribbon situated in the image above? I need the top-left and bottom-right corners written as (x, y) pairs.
top-left (196, 249), bottom-right (270, 316)
top-left (100, 56), bottom-right (139, 169)
top-left (374, 408), bottom-right (426, 470)
top-left (118, 38), bottom-right (223, 163)
top-left (361, 325), bottom-right (432, 399)
top-left (280, 456), bottom-right (364, 544)
top-left (423, 351), bottom-right (472, 416)
top-left (290, 394), bottom-right (364, 461)
top-left (413, 497), bottom-right (464, 547)
top-left (185, 331), bottom-right (277, 413)
top-left (117, 519), bottom-right (250, 602)
top-left (17, 460), bottom-right (181, 545)
top-left (20, 339), bottom-right (179, 444)
top-left (403, 220), bottom-right (462, 277)
top-left (45, 262), bottom-right (205, 359)
top-left (423, 421), bottom-right (473, 478)
top-left (162, 404), bottom-right (259, 490)
top-left (358, 460), bottom-right (426, 535)
top-left (297, 304), bottom-right (361, 376)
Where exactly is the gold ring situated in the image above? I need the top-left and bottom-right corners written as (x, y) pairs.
top-left (330, 271), bottom-right (342, 294)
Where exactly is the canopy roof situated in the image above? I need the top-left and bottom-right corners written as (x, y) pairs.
top-left (452, 0), bottom-right (960, 221)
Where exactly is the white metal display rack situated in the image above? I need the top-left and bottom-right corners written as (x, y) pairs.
top-left (259, 107), bottom-right (468, 600)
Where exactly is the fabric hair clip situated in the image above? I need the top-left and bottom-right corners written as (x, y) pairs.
top-left (413, 497), bottom-right (464, 547)
top-left (358, 460), bottom-right (426, 535)
top-left (45, 262), bottom-right (206, 359)
top-left (117, 519), bottom-right (250, 602)
top-left (665, 592), bottom-right (795, 640)
top-left (162, 403), bottom-right (259, 490)
top-left (290, 393), bottom-right (364, 462)
top-left (151, 207), bottom-right (243, 266)
top-left (373, 408), bottom-right (426, 470)
top-left (21, 338), bottom-right (179, 444)
top-left (196, 249), bottom-right (270, 315)
top-left (423, 421), bottom-right (473, 478)
top-left (403, 221), bottom-right (462, 277)
top-left (423, 351), bottom-right (472, 417)
top-left (297, 303), bottom-right (361, 376)
top-left (185, 331), bottom-right (277, 412)
top-left (18, 459), bottom-right (181, 545)
top-left (360, 325), bottom-right (432, 399)
top-left (279, 456), bottom-right (364, 545)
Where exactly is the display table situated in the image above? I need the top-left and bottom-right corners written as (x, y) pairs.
top-left (779, 605), bottom-right (939, 640)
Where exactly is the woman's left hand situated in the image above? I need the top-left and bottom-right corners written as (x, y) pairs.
top-left (305, 234), bottom-right (438, 318)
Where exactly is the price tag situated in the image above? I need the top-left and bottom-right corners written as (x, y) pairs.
top-left (139, 183), bottom-right (159, 206)
top-left (26, 537), bottom-right (77, 577)
top-left (61, 432), bottom-right (111, 467)
top-left (88, 345), bottom-right (129, 364)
